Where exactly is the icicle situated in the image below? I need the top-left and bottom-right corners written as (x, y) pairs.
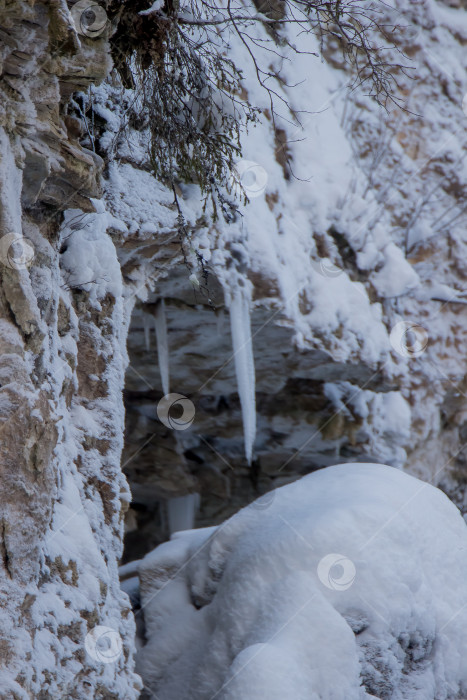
top-left (228, 288), bottom-right (256, 465)
top-left (215, 307), bottom-right (225, 337)
top-left (143, 314), bottom-right (151, 352)
top-left (167, 494), bottom-right (200, 534)
top-left (154, 299), bottom-right (170, 396)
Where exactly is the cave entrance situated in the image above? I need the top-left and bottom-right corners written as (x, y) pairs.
top-left (120, 267), bottom-right (253, 567)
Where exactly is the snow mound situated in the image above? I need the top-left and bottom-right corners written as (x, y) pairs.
top-left (136, 464), bottom-right (467, 699)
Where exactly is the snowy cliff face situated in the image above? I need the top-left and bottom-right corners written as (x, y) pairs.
top-left (120, 0), bottom-right (467, 553)
top-left (0, 2), bottom-right (140, 696)
top-left (2, 0), bottom-right (467, 696)
top-left (136, 464), bottom-right (467, 699)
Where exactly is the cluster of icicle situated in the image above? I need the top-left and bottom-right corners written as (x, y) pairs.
top-left (147, 288), bottom-right (256, 466)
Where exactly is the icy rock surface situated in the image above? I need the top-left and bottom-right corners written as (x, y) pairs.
top-left (137, 464), bottom-right (467, 699)
top-left (119, 0), bottom-right (467, 533)
top-left (0, 2), bottom-right (141, 694)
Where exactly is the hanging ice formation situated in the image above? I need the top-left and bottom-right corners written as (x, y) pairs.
top-left (167, 494), bottom-right (200, 534)
top-left (143, 314), bottom-right (151, 351)
top-left (228, 287), bottom-right (256, 465)
top-left (154, 299), bottom-right (170, 396)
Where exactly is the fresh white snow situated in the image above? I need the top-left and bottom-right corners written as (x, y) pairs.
top-left (136, 463), bottom-right (467, 699)
top-left (11, 0), bottom-right (467, 696)
top-left (92, 0), bottom-right (467, 485)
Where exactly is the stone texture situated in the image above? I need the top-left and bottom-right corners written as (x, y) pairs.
top-left (0, 1), bottom-right (140, 696)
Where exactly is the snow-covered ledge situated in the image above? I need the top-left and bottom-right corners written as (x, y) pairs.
top-left (136, 464), bottom-right (467, 699)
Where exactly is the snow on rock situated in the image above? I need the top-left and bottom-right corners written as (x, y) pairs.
top-left (0, 3), bottom-right (141, 692)
top-left (87, 0), bottom-right (467, 502)
top-left (139, 0), bottom-right (164, 15)
top-left (60, 206), bottom-right (123, 304)
top-left (323, 384), bottom-right (412, 468)
top-left (369, 243), bottom-right (420, 299)
top-left (137, 463), bottom-right (467, 699)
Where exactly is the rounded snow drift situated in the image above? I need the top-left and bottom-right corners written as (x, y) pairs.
top-left (317, 553), bottom-right (356, 591)
top-left (137, 463), bottom-right (467, 700)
